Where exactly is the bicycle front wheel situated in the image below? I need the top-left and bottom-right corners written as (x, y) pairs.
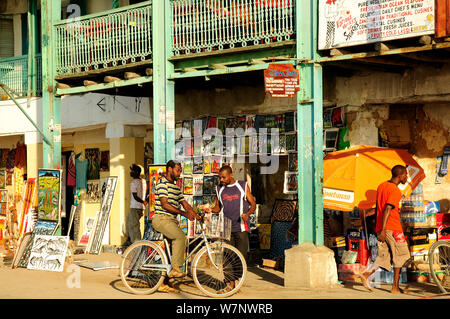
top-left (428, 240), bottom-right (450, 294)
top-left (120, 241), bottom-right (168, 295)
top-left (192, 242), bottom-right (247, 298)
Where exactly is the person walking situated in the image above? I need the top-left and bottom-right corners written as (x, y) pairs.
top-left (357, 165), bottom-right (410, 294)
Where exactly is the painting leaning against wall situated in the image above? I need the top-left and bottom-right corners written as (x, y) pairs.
top-left (37, 169), bottom-right (61, 221)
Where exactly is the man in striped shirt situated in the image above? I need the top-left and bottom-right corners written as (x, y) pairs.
top-left (152, 160), bottom-right (200, 278)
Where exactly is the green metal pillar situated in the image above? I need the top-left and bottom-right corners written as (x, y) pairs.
top-left (112, 0), bottom-right (119, 9)
top-left (152, 0), bottom-right (175, 164)
top-left (41, 0), bottom-right (62, 170)
top-left (27, 0), bottom-right (38, 101)
top-left (165, 1), bottom-right (175, 161)
top-left (296, 0), bottom-right (324, 245)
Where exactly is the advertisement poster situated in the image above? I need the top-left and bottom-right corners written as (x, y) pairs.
top-left (37, 169), bottom-right (61, 221)
top-left (318, 0), bottom-right (435, 50)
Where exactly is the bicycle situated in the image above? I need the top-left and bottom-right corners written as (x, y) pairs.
top-left (119, 212), bottom-right (247, 298)
top-left (428, 240), bottom-right (450, 294)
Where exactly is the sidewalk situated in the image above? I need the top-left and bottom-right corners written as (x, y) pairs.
top-left (0, 252), bottom-right (445, 299)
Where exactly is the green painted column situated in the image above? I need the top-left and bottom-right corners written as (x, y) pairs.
top-left (296, 0), bottom-right (324, 245)
top-left (41, 0), bottom-right (62, 170)
top-left (165, 1), bottom-right (175, 161)
top-left (152, 0), bottom-right (175, 164)
top-left (112, 0), bottom-right (119, 9)
top-left (27, 0), bottom-right (37, 99)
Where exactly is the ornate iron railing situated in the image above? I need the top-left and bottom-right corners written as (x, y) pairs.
top-left (54, 1), bottom-right (152, 76)
top-left (0, 55), bottom-right (42, 98)
top-left (170, 0), bottom-right (295, 56)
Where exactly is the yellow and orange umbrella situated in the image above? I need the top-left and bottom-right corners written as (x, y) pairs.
top-left (323, 145), bottom-right (425, 212)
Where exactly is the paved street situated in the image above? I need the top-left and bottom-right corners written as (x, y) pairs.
top-left (0, 252), bottom-right (446, 300)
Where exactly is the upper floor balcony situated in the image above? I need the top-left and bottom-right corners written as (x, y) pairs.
top-left (53, 0), bottom-right (296, 80)
top-left (0, 54), bottom-right (42, 99)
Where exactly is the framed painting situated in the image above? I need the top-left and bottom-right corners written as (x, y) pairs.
top-left (148, 165), bottom-right (166, 214)
top-left (85, 148), bottom-right (100, 180)
top-left (0, 170), bottom-right (5, 188)
top-left (37, 169), bottom-right (61, 221)
top-left (283, 172), bottom-right (298, 195)
top-left (100, 151), bottom-right (110, 172)
top-left (86, 180), bottom-right (101, 203)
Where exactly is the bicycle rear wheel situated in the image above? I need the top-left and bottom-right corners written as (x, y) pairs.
top-left (192, 242), bottom-right (247, 298)
top-left (120, 241), bottom-right (168, 295)
top-left (428, 240), bottom-right (450, 294)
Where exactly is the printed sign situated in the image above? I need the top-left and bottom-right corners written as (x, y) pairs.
top-left (323, 187), bottom-right (355, 204)
top-left (318, 0), bottom-right (435, 50)
top-left (264, 64), bottom-right (300, 98)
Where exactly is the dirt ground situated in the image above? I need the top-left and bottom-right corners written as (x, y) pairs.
top-left (0, 252), bottom-right (447, 300)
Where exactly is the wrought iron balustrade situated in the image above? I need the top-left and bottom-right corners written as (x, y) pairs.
top-left (0, 55), bottom-right (42, 98)
top-left (170, 0), bottom-right (295, 56)
top-left (54, 1), bottom-right (152, 76)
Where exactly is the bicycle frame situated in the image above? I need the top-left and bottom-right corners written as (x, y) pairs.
top-left (139, 230), bottom-right (222, 274)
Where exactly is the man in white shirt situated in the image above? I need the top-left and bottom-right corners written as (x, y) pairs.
top-left (125, 164), bottom-right (148, 244)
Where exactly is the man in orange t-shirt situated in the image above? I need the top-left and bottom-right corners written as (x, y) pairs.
top-left (358, 165), bottom-right (410, 294)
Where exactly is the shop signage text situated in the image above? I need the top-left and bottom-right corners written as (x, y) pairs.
top-left (264, 63), bottom-right (300, 98)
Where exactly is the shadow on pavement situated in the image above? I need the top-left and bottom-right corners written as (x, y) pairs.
top-left (248, 266), bottom-right (284, 286)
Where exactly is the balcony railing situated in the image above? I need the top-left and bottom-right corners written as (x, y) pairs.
top-left (170, 0), bottom-right (295, 56)
top-left (0, 55), bottom-right (42, 98)
top-left (54, 1), bottom-right (152, 76)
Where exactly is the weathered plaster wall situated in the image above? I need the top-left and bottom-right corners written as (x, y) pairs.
top-left (331, 65), bottom-right (450, 208)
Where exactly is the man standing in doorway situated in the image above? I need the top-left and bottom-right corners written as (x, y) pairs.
top-left (125, 164), bottom-right (147, 245)
top-left (202, 165), bottom-right (257, 263)
top-left (358, 165), bottom-right (410, 294)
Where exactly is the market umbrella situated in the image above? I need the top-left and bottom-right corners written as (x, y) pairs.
top-left (323, 145), bottom-right (425, 212)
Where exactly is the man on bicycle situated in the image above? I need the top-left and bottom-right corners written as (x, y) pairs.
top-left (152, 160), bottom-right (201, 279)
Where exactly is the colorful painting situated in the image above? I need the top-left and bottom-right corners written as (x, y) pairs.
top-left (86, 180), bottom-right (101, 203)
top-left (85, 148), bottom-right (100, 180)
top-left (211, 156), bottom-right (222, 174)
top-left (0, 217), bottom-right (5, 247)
top-left (288, 152), bottom-right (298, 171)
top-left (284, 172), bottom-right (298, 194)
top-left (183, 159), bottom-right (193, 175)
top-left (182, 120), bottom-right (192, 138)
top-left (272, 134), bottom-right (286, 154)
top-left (203, 176), bottom-right (215, 195)
top-left (0, 190), bottom-right (7, 203)
top-left (193, 176), bottom-right (203, 196)
top-left (37, 169), bottom-right (61, 221)
top-left (0, 170), bottom-right (5, 188)
top-left (148, 165), bottom-right (166, 214)
top-left (185, 138), bottom-right (193, 156)
top-left (18, 178), bottom-right (37, 237)
top-left (0, 203), bottom-right (6, 216)
top-left (271, 199), bottom-right (297, 223)
top-left (193, 137), bottom-right (203, 156)
top-left (246, 115), bottom-right (256, 131)
top-left (286, 133), bottom-right (297, 152)
top-left (193, 196), bottom-right (203, 210)
top-left (6, 172), bottom-right (12, 186)
top-left (203, 158), bottom-right (211, 174)
top-left (27, 235), bottom-right (69, 272)
top-left (100, 151), bottom-right (110, 171)
top-left (78, 216), bottom-right (97, 247)
top-left (276, 114), bottom-right (286, 133)
top-left (193, 157), bottom-right (203, 174)
top-left (183, 177), bottom-right (193, 195)
top-left (176, 122), bottom-right (183, 140)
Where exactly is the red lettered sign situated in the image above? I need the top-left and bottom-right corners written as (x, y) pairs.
top-left (264, 63), bottom-right (300, 98)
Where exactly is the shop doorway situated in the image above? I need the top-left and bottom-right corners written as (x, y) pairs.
top-left (60, 151), bottom-right (75, 239)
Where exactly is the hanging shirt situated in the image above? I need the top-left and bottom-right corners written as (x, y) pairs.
top-left (75, 153), bottom-right (88, 189)
top-left (67, 153), bottom-right (76, 187)
top-left (216, 180), bottom-right (250, 233)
